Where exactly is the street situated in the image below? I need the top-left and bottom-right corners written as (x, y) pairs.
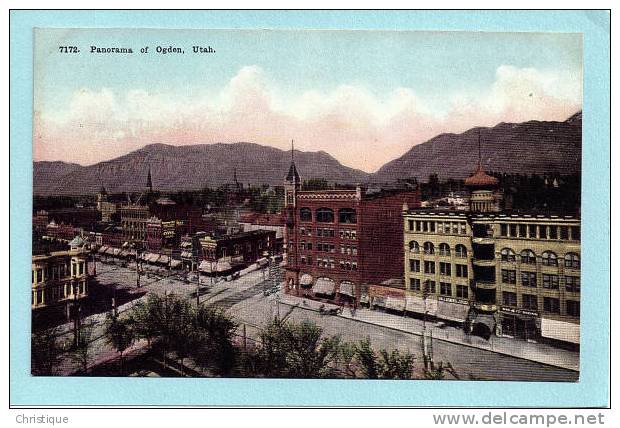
top-left (44, 258), bottom-right (578, 381)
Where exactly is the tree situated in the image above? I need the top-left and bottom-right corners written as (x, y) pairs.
top-left (31, 326), bottom-right (63, 376)
top-left (104, 313), bottom-right (135, 375)
top-left (128, 300), bottom-right (159, 348)
top-left (355, 338), bottom-right (379, 379)
top-left (70, 325), bottom-right (94, 375)
top-left (423, 361), bottom-right (460, 380)
top-left (377, 349), bottom-right (415, 379)
top-left (255, 319), bottom-right (338, 378)
top-left (192, 305), bottom-right (238, 376)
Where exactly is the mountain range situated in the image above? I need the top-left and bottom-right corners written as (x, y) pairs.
top-left (33, 112), bottom-right (581, 195)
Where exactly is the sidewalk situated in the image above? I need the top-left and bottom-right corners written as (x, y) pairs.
top-left (277, 293), bottom-right (579, 372)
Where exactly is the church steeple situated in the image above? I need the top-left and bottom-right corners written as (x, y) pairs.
top-left (146, 166), bottom-right (153, 193)
top-left (284, 140), bottom-right (300, 209)
top-left (285, 140), bottom-right (300, 185)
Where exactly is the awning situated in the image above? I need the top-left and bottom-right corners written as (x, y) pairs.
top-left (119, 250), bottom-right (129, 257)
top-left (181, 251), bottom-right (193, 258)
top-left (256, 257), bottom-right (269, 267)
top-left (112, 248), bottom-right (121, 256)
top-left (299, 274), bottom-right (314, 286)
top-left (180, 241), bottom-right (192, 248)
top-left (140, 253), bottom-right (149, 261)
top-left (98, 246), bottom-right (108, 254)
top-left (338, 281), bottom-right (355, 297)
top-left (105, 247), bottom-right (116, 255)
top-left (158, 255), bottom-right (170, 265)
top-left (149, 254), bottom-right (161, 263)
top-left (541, 318), bottom-right (579, 344)
top-left (312, 277), bottom-right (336, 295)
top-left (436, 300), bottom-right (470, 323)
top-left (385, 296), bottom-right (406, 312)
top-left (372, 296), bottom-right (387, 308)
top-left (198, 260), bottom-right (232, 273)
top-left (170, 259), bottom-right (182, 269)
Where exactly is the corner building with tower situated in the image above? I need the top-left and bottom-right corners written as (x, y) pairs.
top-left (403, 151), bottom-right (581, 346)
top-left (282, 146), bottom-right (421, 305)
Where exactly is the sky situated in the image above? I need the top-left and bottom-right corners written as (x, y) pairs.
top-left (33, 29), bottom-right (582, 173)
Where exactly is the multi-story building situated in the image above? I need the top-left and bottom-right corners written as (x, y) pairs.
top-left (282, 149), bottom-right (421, 305)
top-left (239, 212), bottom-right (286, 253)
top-left (198, 230), bottom-right (276, 274)
top-left (120, 204), bottom-right (150, 242)
top-left (403, 158), bottom-right (580, 346)
top-left (31, 236), bottom-right (89, 309)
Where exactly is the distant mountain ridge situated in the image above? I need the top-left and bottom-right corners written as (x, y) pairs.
top-left (373, 111), bottom-right (582, 183)
top-left (33, 112), bottom-right (581, 196)
top-left (33, 142), bottom-right (370, 195)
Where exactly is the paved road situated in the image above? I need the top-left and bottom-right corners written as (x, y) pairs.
top-left (42, 260), bottom-right (578, 381)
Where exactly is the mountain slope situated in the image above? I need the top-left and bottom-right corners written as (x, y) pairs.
top-left (33, 143), bottom-right (370, 195)
top-left (372, 112), bottom-right (582, 183)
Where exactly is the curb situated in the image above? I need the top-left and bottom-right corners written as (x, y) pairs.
top-left (279, 300), bottom-right (579, 373)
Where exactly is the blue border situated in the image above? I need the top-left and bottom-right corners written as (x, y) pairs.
top-left (10, 10), bottom-right (610, 407)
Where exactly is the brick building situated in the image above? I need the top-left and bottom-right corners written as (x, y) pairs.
top-left (282, 150), bottom-right (420, 305)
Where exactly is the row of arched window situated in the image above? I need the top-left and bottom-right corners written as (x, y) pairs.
top-left (299, 207), bottom-right (357, 224)
top-left (500, 248), bottom-right (580, 268)
top-left (408, 241), bottom-right (468, 257)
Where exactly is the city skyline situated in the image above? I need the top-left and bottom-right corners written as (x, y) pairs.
top-left (34, 29), bottom-right (582, 172)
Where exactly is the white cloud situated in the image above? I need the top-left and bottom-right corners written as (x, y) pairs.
top-left (35, 64), bottom-right (582, 172)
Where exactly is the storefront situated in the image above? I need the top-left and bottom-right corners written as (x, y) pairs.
top-left (498, 306), bottom-right (540, 341)
top-left (368, 285), bottom-right (406, 313)
top-left (405, 294), bottom-right (438, 318)
top-left (540, 318), bottom-right (579, 345)
top-left (436, 296), bottom-right (471, 324)
top-left (312, 277), bottom-right (336, 297)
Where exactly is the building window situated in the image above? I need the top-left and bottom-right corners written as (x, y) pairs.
top-left (502, 292), bottom-right (517, 307)
top-left (316, 208), bottom-right (334, 223)
top-left (424, 261), bottom-right (435, 274)
top-left (542, 274), bottom-right (559, 289)
top-left (549, 226), bottom-right (558, 239)
top-left (410, 278), bottom-right (421, 291)
top-left (338, 208), bottom-right (357, 224)
top-left (518, 224), bottom-right (527, 237)
top-left (440, 282), bottom-right (452, 296)
top-left (565, 253), bottom-right (580, 269)
top-left (543, 297), bottom-right (560, 314)
top-left (565, 276), bottom-right (580, 293)
top-left (439, 262), bottom-right (451, 276)
top-left (455, 264), bottom-right (468, 278)
top-left (571, 226), bottom-right (580, 241)
top-left (520, 249), bottom-right (537, 264)
top-left (500, 224), bottom-right (508, 236)
top-left (500, 248), bottom-right (516, 262)
top-left (501, 269), bottom-right (516, 284)
top-left (299, 208), bottom-right (312, 222)
top-left (509, 224), bottom-right (517, 237)
top-left (423, 242), bottom-right (435, 255)
top-left (409, 240), bottom-right (420, 253)
top-left (409, 259), bottom-right (420, 273)
top-left (408, 220), bottom-right (414, 231)
top-left (542, 251), bottom-right (558, 266)
top-left (459, 223), bottom-right (467, 235)
top-left (566, 300), bottom-right (580, 317)
top-left (560, 226), bottom-right (569, 240)
top-left (522, 294), bottom-right (538, 310)
top-left (521, 271), bottom-right (537, 288)
top-left (425, 280), bottom-right (436, 294)
top-left (455, 244), bottom-right (467, 258)
top-left (429, 222), bottom-right (436, 233)
top-left (439, 243), bottom-right (451, 256)
top-left (456, 284), bottom-right (468, 299)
